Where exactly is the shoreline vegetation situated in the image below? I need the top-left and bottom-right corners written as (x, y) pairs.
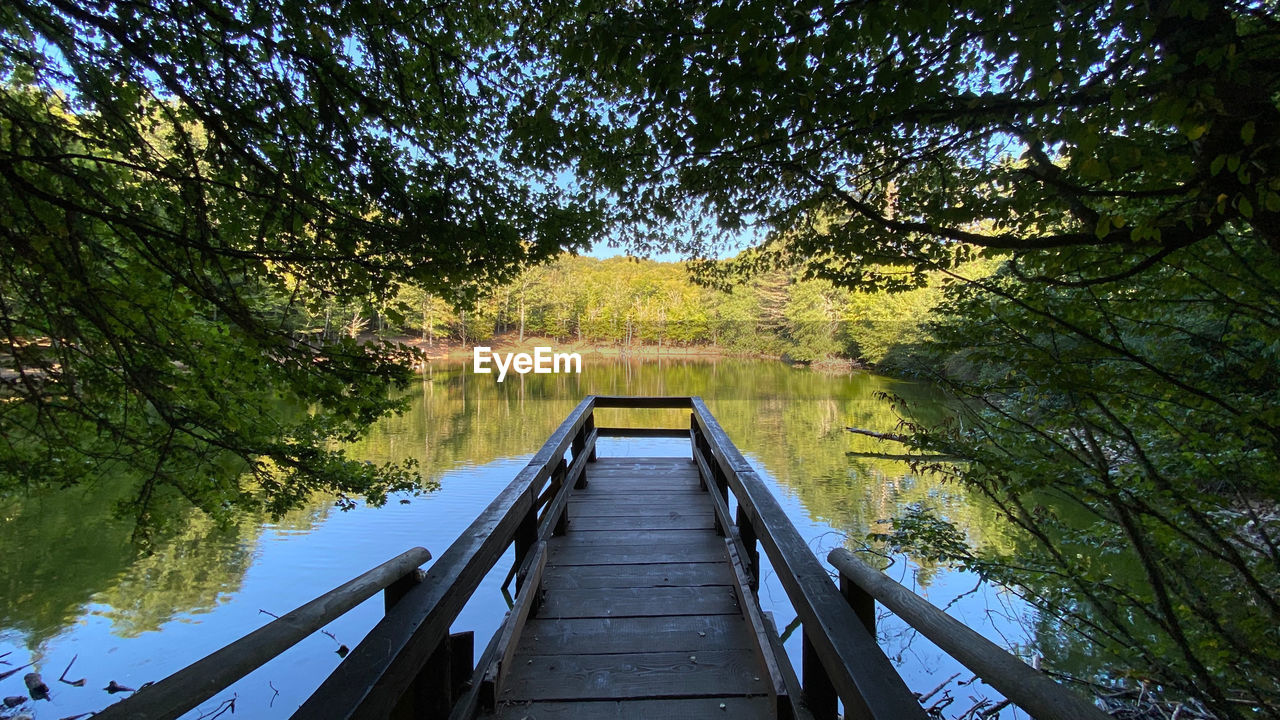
top-left (394, 330), bottom-right (864, 370)
top-left (337, 254), bottom-right (970, 374)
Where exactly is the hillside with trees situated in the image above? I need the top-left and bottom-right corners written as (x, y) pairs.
top-left (331, 254), bottom-right (980, 369)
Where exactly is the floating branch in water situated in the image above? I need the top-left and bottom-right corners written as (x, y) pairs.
top-left (845, 426), bottom-right (911, 442)
top-left (925, 692), bottom-right (953, 716)
top-left (195, 695), bottom-right (236, 720)
top-left (0, 664), bottom-right (32, 682)
top-left (979, 698), bottom-right (1011, 718)
top-left (846, 450), bottom-right (959, 462)
top-left (916, 672), bottom-right (960, 704)
top-left (58, 655), bottom-right (85, 687)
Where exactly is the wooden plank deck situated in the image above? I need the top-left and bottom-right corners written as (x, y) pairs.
top-left (484, 457), bottom-right (780, 719)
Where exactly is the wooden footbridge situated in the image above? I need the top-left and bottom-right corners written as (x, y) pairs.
top-left (98, 396), bottom-right (1110, 720)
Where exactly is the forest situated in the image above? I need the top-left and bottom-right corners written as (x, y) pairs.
top-left (2, 0), bottom-right (1279, 718)
top-left (315, 253), bottom-right (978, 368)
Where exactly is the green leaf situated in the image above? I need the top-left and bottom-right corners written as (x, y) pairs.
top-left (1241, 121), bottom-right (1256, 145)
top-left (1095, 216), bottom-right (1112, 239)
top-left (1238, 195), bottom-right (1254, 219)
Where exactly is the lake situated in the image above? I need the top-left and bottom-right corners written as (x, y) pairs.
top-left (0, 358), bottom-right (1039, 718)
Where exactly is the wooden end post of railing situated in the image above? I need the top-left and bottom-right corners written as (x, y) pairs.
top-left (802, 627), bottom-right (838, 720)
top-left (839, 572), bottom-right (875, 637)
top-left (94, 547), bottom-right (431, 720)
top-left (550, 457), bottom-right (570, 536)
top-left (690, 413), bottom-right (707, 491)
top-left (584, 413), bottom-right (598, 463)
top-left (393, 630), bottom-right (473, 720)
top-left (828, 548), bottom-right (1113, 720)
top-left (385, 568), bottom-right (427, 613)
top-left (571, 413), bottom-right (596, 478)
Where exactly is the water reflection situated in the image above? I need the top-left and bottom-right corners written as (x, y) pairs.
top-left (0, 358), bottom-right (1033, 718)
top-left (356, 359), bottom-right (1012, 560)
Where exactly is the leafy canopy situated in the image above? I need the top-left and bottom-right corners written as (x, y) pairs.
top-left (539, 0), bottom-right (1279, 288)
top-left (0, 0), bottom-right (603, 532)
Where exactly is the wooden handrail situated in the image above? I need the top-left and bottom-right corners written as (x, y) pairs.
top-left (591, 395), bottom-right (693, 408)
top-left (828, 549), bottom-right (1112, 720)
top-left (95, 547), bottom-right (431, 720)
top-left (689, 397), bottom-right (927, 720)
top-left (295, 396), bottom-right (597, 718)
top-left (595, 426), bottom-right (689, 437)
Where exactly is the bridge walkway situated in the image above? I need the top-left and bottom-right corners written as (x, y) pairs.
top-left (485, 456), bottom-right (781, 719)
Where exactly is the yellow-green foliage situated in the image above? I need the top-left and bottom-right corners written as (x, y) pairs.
top-left (843, 259), bottom-right (1000, 367)
top-left (384, 254), bottom-right (992, 368)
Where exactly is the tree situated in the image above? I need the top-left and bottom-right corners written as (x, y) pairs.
top-left (530, 1), bottom-right (1280, 714)
top-left (909, 236), bottom-right (1280, 716)
top-left (782, 278), bottom-right (845, 362)
top-left (0, 1), bottom-right (604, 531)
top-left (538, 0), bottom-right (1278, 287)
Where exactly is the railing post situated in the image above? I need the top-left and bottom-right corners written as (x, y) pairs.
top-left (573, 418), bottom-right (594, 490)
top-left (807, 568), bottom-right (872, 720)
top-left (735, 505), bottom-right (760, 592)
top-left (803, 628), bottom-right (839, 720)
top-left (384, 568), bottom-right (426, 614)
top-left (513, 480), bottom-right (541, 594)
top-left (390, 630), bottom-right (472, 720)
top-left (550, 458), bottom-right (570, 535)
top-left (571, 423), bottom-right (586, 463)
top-left (585, 413), bottom-right (598, 463)
top-left (690, 413), bottom-right (708, 491)
top-left (713, 462), bottom-right (729, 509)
top-left (390, 637), bottom-right (451, 720)
top-left (840, 572), bottom-right (875, 637)
top-left (710, 459), bottom-right (728, 537)
top-left (448, 631), bottom-right (474, 703)
top-left (383, 565), bottom-right (446, 720)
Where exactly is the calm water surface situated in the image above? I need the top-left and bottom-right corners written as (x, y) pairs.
top-left (0, 359), bottom-right (1039, 718)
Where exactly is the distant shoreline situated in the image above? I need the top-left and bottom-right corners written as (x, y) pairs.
top-left (378, 331), bottom-right (864, 371)
top-left (401, 332), bottom-right (747, 361)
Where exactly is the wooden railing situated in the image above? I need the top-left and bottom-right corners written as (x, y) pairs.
top-left (98, 396), bottom-right (598, 720)
top-left (294, 395), bottom-right (598, 719)
top-left (685, 397), bottom-right (928, 720)
top-left (828, 549), bottom-right (1112, 720)
top-left (94, 546), bottom-right (432, 720)
top-left (96, 394), bottom-right (1100, 720)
